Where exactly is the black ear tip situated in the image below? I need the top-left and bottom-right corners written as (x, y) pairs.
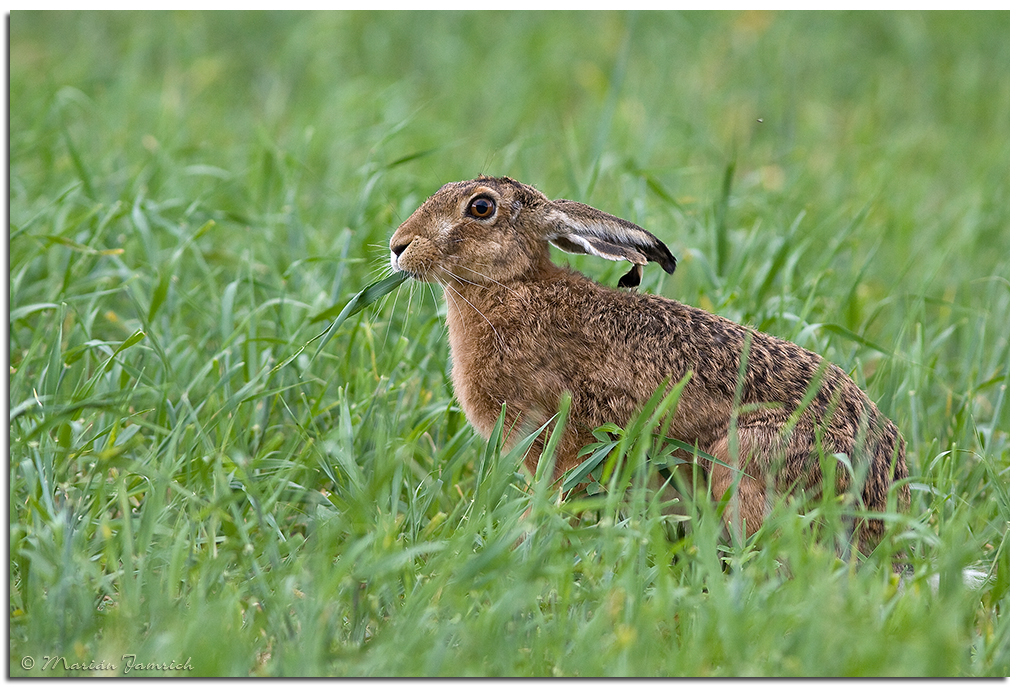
top-left (618, 264), bottom-right (643, 288)
top-left (657, 246), bottom-right (677, 275)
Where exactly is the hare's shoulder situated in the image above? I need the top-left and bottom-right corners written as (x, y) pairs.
top-left (538, 272), bottom-right (748, 341)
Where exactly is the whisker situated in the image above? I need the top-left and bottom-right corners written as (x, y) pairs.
top-left (380, 283), bottom-right (400, 342)
top-left (369, 252), bottom-right (396, 281)
top-left (443, 269), bottom-right (489, 291)
top-left (447, 258), bottom-right (526, 300)
top-left (441, 278), bottom-right (468, 332)
top-left (440, 268), bottom-right (505, 349)
top-left (426, 283), bottom-right (444, 321)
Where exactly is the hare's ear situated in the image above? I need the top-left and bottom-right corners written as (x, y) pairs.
top-left (544, 200), bottom-right (677, 284)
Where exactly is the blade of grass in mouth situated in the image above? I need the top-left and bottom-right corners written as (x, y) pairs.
top-left (308, 271), bottom-right (411, 365)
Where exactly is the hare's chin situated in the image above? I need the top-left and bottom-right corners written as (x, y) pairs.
top-left (389, 262), bottom-right (432, 283)
top-left (400, 271), bottom-right (433, 283)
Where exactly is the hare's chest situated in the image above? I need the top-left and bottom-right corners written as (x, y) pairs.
top-left (446, 326), bottom-right (564, 429)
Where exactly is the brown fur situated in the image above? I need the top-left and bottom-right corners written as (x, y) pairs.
top-left (390, 176), bottom-right (909, 549)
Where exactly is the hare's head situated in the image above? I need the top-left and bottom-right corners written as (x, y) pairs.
top-left (389, 176), bottom-right (676, 287)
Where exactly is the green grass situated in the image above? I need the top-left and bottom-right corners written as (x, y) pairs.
top-left (9, 11), bottom-right (1008, 677)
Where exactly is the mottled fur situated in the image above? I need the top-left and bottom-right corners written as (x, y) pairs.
top-left (390, 176), bottom-right (909, 548)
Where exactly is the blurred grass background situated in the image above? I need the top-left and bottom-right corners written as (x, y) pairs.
top-left (9, 11), bottom-right (1008, 676)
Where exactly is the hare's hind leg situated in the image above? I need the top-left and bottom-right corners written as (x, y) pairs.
top-left (703, 433), bottom-right (773, 538)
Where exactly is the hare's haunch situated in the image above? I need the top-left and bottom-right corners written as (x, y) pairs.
top-left (390, 176), bottom-right (908, 546)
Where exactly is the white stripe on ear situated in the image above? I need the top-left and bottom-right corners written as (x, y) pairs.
top-left (543, 202), bottom-right (677, 276)
top-left (549, 228), bottom-right (648, 264)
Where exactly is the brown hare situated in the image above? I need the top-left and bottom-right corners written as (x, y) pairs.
top-left (389, 175), bottom-right (909, 549)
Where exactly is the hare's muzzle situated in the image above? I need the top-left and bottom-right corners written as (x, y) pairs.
top-left (389, 240), bottom-right (410, 273)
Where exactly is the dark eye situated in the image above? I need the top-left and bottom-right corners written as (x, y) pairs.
top-left (468, 196), bottom-right (496, 219)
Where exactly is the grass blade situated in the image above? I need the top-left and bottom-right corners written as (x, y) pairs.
top-left (310, 271), bottom-right (409, 362)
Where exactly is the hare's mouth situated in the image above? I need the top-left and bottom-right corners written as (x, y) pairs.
top-left (388, 250), bottom-right (403, 273)
top-left (397, 270), bottom-right (436, 284)
top-left (389, 257), bottom-right (437, 284)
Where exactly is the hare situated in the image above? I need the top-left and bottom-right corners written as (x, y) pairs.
top-left (389, 175), bottom-right (909, 548)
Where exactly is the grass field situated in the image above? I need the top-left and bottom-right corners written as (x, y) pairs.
top-left (8, 11), bottom-right (1009, 676)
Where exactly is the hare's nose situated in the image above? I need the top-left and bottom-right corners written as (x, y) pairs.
top-left (391, 241), bottom-right (409, 258)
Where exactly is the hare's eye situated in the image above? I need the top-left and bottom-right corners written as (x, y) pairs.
top-left (468, 196), bottom-right (496, 219)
